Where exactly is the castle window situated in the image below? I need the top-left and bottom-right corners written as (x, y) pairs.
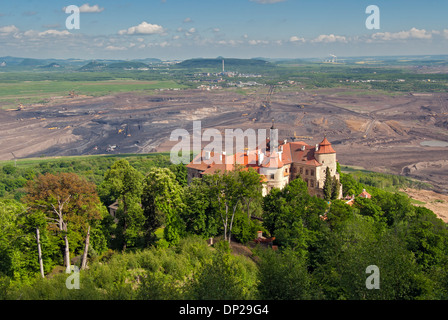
top-left (310, 180), bottom-right (314, 188)
top-left (311, 170), bottom-right (314, 176)
top-left (300, 168), bottom-right (303, 174)
top-left (270, 174), bottom-right (275, 180)
top-left (305, 169), bottom-right (309, 175)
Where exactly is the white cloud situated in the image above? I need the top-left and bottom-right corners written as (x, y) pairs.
top-left (38, 30), bottom-right (71, 37)
top-left (79, 4), bottom-right (104, 13)
top-left (312, 34), bottom-right (347, 43)
top-left (215, 39), bottom-right (243, 46)
top-left (118, 21), bottom-right (164, 35)
top-left (63, 4), bottom-right (104, 13)
top-left (105, 45), bottom-right (127, 51)
top-left (289, 36), bottom-right (305, 43)
top-left (188, 28), bottom-right (196, 33)
top-left (183, 17), bottom-right (193, 23)
top-left (248, 39), bottom-right (269, 45)
top-left (0, 25), bottom-right (19, 35)
top-left (371, 28), bottom-right (432, 41)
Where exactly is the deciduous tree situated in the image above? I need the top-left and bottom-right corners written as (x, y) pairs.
top-left (25, 172), bottom-right (102, 272)
top-left (141, 168), bottom-right (185, 246)
top-left (100, 160), bottom-right (144, 251)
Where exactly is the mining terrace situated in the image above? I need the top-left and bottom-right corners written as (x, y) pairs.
top-left (1, 87), bottom-right (447, 193)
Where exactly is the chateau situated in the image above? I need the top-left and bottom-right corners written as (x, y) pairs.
top-left (186, 134), bottom-right (342, 199)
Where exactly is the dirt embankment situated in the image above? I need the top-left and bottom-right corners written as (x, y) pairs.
top-left (402, 188), bottom-right (448, 223)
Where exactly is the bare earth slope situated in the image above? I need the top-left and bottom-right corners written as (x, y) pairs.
top-left (0, 87), bottom-right (447, 194)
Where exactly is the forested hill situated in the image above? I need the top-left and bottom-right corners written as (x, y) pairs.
top-left (177, 58), bottom-right (274, 70)
top-left (78, 61), bottom-right (150, 71)
top-left (0, 154), bottom-right (447, 301)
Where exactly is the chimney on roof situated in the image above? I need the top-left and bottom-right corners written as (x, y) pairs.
top-left (284, 139), bottom-right (287, 145)
top-left (301, 145), bottom-right (305, 151)
top-left (315, 144), bottom-right (319, 152)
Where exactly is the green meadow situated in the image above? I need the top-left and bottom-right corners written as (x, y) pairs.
top-left (0, 79), bottom-right (185, 109)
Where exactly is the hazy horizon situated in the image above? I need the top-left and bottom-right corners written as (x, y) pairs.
top-left (1, 0), bottom-right (448, 60)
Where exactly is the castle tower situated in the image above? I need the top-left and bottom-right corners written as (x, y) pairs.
top-left (314, 137), bottom-right (338, 192)
top-left (314, 137), bottom-right (336, 170)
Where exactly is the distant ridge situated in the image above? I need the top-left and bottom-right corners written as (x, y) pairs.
top-left (177, 58), bottom-right (274, 70)
top-left (78, 61), bottom-right (107, 71)
top-left (107, 61), bottom-right (149, 70)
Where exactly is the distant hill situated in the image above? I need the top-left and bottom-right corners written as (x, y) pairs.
top-left (177, 58), bottom-right (274, 71)
top-left (78, 61), bottom-right (108, 71)
top-left (0, 56), bottom-right (27, 66)
top-left (39, 62), bottom-right (64, 69)
top-left (78, 60), bottom-right (156, 71)
top-left (107, 61), bottom-right (149, 70)
top-left (132, 58), bottom-right (162, 65)
top-left (19, 58), bottom-right (44, 67)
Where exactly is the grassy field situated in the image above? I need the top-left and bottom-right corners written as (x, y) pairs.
top-left (0, 152), bottom-right (172, 169)
top-left (0, 79), bottom-right (185, 109)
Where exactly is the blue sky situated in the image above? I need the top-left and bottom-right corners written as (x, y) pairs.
top-left (0, 0), bottom-right (447, 60)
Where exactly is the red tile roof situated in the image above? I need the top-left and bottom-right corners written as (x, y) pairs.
top-left (358, 189), bottom-right (372, 199)
top-left (187, 137), bottom-right (335, 177)
top-left (315, 137), bottom-right (336, 154)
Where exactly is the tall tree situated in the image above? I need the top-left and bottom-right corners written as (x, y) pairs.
top-left (262, 178), bottom-right (316, 252)
top-left (331, 175), bottom-right (341, 200)
top-left (99, 160), bottom-right (144, 251)
top-left (203, 167), bottom-right (262, 243)
top-left (182, 179), bottom-right (219, 238)
top-left (141, 168), bottom-right (185, 246)
top-left (36, 227), bottom-right (44, 278)
top-left (238, 168), bottom-right (263, 221)
top-left (0, 199), bottom-right (26, 278)
top-left (323, 167), bottom-right (333, 201)
top-left (25, 173), bottom-right (102, 272)
top-left (80, 225), bottom-right (90, 270)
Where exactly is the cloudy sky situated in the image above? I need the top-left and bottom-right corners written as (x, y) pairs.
top-left (0, 0), bottom-right (447, 60)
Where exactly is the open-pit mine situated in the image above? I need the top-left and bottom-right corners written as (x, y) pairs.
top-left (1, 87), bottom-right (447, 193)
